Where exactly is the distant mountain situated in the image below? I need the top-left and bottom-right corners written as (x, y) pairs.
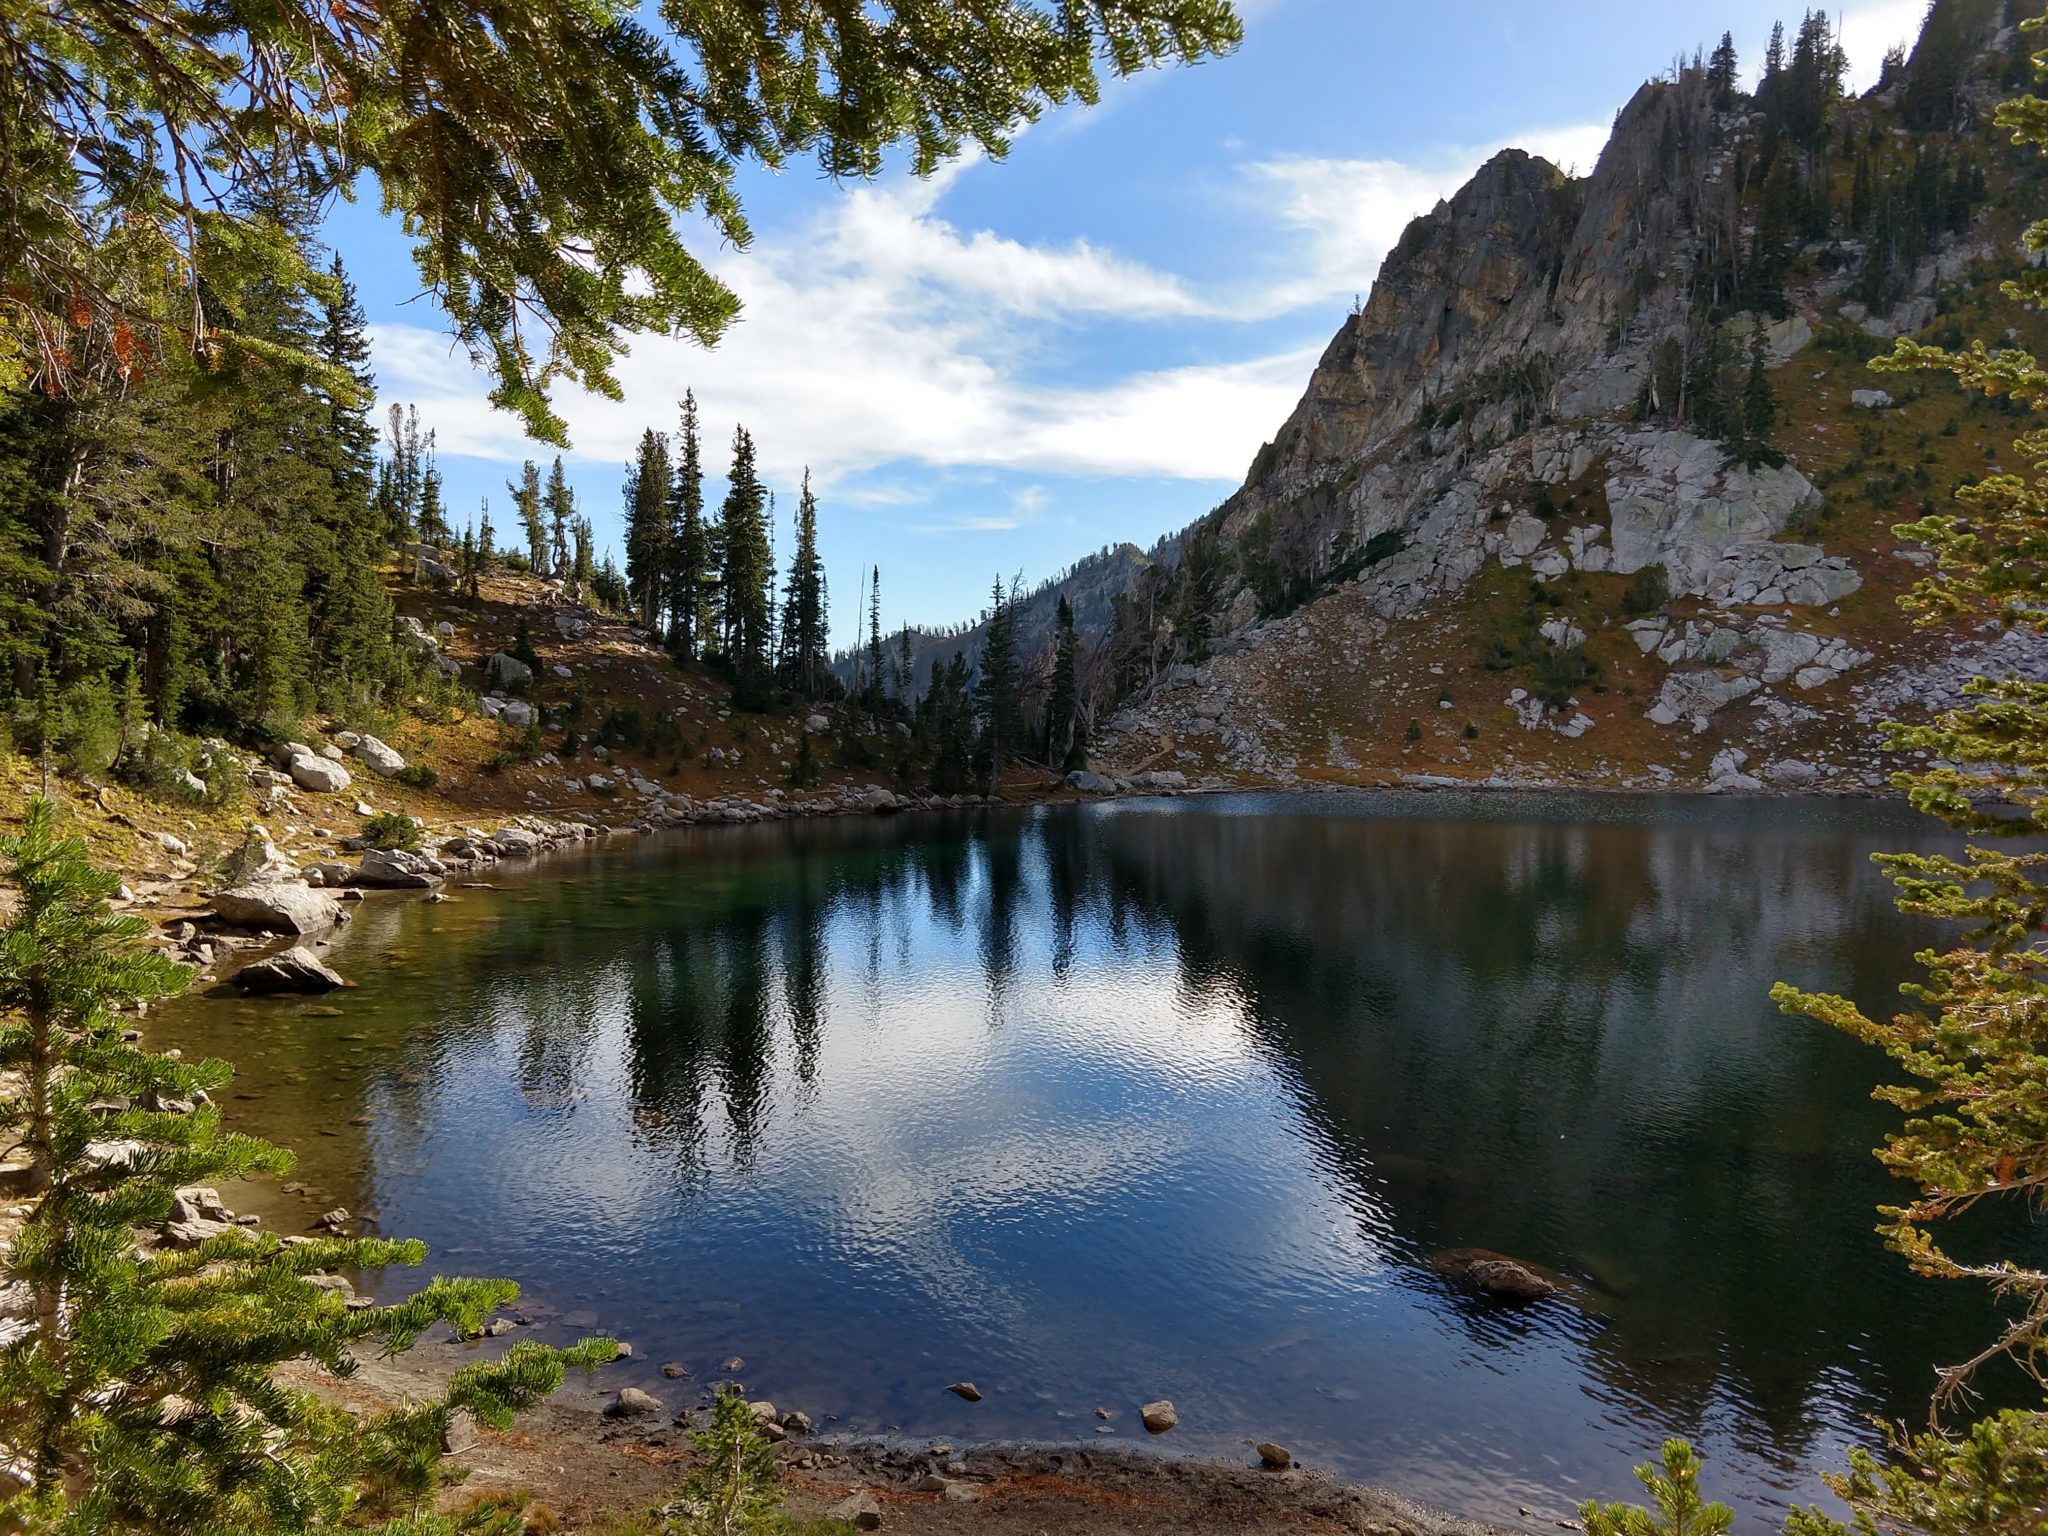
top-left (1055, 0), bottom-right (2048, 793)
top-left (835, 538), bottom-right (1162, 692)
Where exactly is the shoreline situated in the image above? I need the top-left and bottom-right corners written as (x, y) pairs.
top-left (320, 1329), bottom-right (1520, 1536)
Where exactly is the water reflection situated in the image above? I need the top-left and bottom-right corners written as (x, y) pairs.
top-left (157, 794), bottom-right (2043, 1530)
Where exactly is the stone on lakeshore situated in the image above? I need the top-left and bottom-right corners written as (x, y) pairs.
top-left (1257, 1442), bottom-right (1292, 1469)
top-left (946, 1381), bottom-right (981, 1402)
top-left (211, 881), bottom-right (345, 936)
top-left (1065, 770), bottom-right (1116, 795)
top-left (605, 1387), bottom-right (662, 1419)
top-left (441, 1408), bottom-right (479, 1453)
top-left (229, 943), bottom-right (345, 995)
top-left (350, 848), bottom-right (441, 888)
top-left (830, 1492), bottom-right (882, 1531)
top-left (1140, 1400), bottom-right (1178, 1433)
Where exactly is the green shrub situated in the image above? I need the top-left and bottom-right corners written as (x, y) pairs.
top-left (1619, 564), bottom-right (1669, 616)
top-left (397, 762), bottom-right (439, 789)
top-left (362, 811), bottom-right (423, 852)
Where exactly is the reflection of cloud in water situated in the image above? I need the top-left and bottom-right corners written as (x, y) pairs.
top-left (154, 795), bottom-right (2033, 1532)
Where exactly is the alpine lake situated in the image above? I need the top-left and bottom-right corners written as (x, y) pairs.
top-left (152, 791), bottom-right (2048, 1532)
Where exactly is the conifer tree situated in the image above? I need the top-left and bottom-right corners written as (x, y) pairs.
top-left (381, 405), bottom-right (426, 545)
top-left (1046, 595), bottom-right (1082, 770)
top-left (544, 458), bottom-right (575, 582)
top-left (418, 442), bottom-right (449, 547)
top-left (1739, 323), bottom-right (1780, 469)
top-left (668, 392), bottom-right (713, 659)
top-left (865, 566), bottom-right (886, 720)
top-left (623, 429), bottom-right (672, 630)
top-left (316, 256), bottom-right (378, 508)
top-left (780, 469), bottom-right (829, 699)
top-left (3, 0), bottom-right (1240, 442)
top-left (1707, 32), bottom-right (1739, 112)
top-left (929, 652), bottom-right (975, 795)
top-left (972, 576), bottom-right (1022, 791)
top-left (572, 517), bottom-right (596, 600)
top-left (511, 460), bottom-right (547, 576)
top-left (717, 426), bottom-right (775, 700)
top-left (0, 798), bottom-right (612, 1532)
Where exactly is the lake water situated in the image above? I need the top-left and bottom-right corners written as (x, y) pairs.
top-left (154, 792), bottom-right (2046, 1531)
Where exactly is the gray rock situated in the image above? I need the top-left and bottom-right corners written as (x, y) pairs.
top-left (830, 1492), bottom-right (883, 1530)
top-left (350, 735), bottom-right (407, 776)
top-left (485, 652), bottom-right (533, 688)
top-left (1065, 770), bottom-right (1116, 795)
top-left (1851, 388), bottom-right (1895, 410)
top-left (605, 1387), bottom-right (662, 1418)
top-left (351, 848), bottom-right (441, 889)
top-left (233, 946), bottom-right (346, 994)
top-left (1140, 1399), bottom-right (1178, 1433)
top-left (211, 883), bottom-right (344, 935)
top-left (287, 753), bottom-right (352, 794)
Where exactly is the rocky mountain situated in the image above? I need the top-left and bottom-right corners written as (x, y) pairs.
top-left (838, 538), bottom-right (1159, 694)
top-left (1061, 0), bottom-right (2048, 794)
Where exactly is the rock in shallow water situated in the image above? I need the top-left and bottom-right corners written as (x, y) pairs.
top-left (605, 1387), bottom-right (661, 1418)
top-left (232, 946), bottom-right (346, 994)
top-left (947, 1381), bottom-right (981, 1402)
top-left (1140, 1399), bottom-right (1178, 1433)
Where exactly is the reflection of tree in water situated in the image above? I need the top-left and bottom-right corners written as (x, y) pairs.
top-left (351, 798), bottom-right (2045, 1470)
top-left (1030, 801), bottom-right (2041, 1462)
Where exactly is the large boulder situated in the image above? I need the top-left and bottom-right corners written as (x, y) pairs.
top-left (350, 848), bottom-right (442, 889)
top-left (1065, 770), bottom-right (1117, 795)
top-left (287, 753), bottom-right (352, 794)
top-left (350, 736), bottom-right (407, 776)
top-left (485, 652), bottom-right (533, 689)
top-left (211, 883), bottom-right (344, 935)
top-left (233, 946), bottom-right (346, 994)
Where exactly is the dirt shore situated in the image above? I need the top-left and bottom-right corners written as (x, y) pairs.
top-left (316, 1332), bottom-right (1516, 1536)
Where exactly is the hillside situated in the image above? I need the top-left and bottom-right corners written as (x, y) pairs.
top-left (0, 564), bottom-right (973, 913)
top-left (1024, 0), bottom-right (2048, 793)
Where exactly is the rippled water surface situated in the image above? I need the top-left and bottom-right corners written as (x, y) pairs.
top-left (155, 792), bottom-right (2048, 1530)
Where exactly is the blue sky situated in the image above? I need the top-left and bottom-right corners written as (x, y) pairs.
top-left (327, 0), bottom-right (1930, 647)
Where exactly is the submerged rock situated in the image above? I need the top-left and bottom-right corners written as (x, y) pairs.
top-left (233, 947), bottom-right (346, 995)
top-left (1432, 1247), bottom-right (1558, 1302)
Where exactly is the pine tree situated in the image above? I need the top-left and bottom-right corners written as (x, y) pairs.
top-left (0, 798), bottom-right (614, 1531)
top-left (571, 516), bottom-right (595, 599)
top-left (717, 426), bottom-right (775, 701)
top-left (1707, 32), bottom-right (1738, 112)
top-left (623, 428), bottom-right (672, 630)
top-left (544, 457), bottom-right (574, 583)
top-left (511, 460), bottom-right (547, 576)
top-left (668, 391), bottom-right (712, 659)
top-left (1046, 595), bottom-right (1081, 770)
top-left (381, 404), bottom-right (425, 545)
top-left (780, 468), bottom-right (828, 698)
top-left (1739, 323), bottom-right (1780, 468)
top-left (865, 565), bottom-right (886, 720)
top-left (929, 652), bottom-right (975, 795)
top-left (971, 576), bottom-right (1022, 792)
top-left (418, 441), bottom-right (449, 547)
top-left (315, 255), bottom-right (378, 508)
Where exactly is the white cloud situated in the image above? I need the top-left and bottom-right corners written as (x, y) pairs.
top-left (1840, 0), bottom-right (1930, 93)
top-left (365, 104), bottom-right (1622, 516)
top-left (1225, 119), bottom-right (1608, 320)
